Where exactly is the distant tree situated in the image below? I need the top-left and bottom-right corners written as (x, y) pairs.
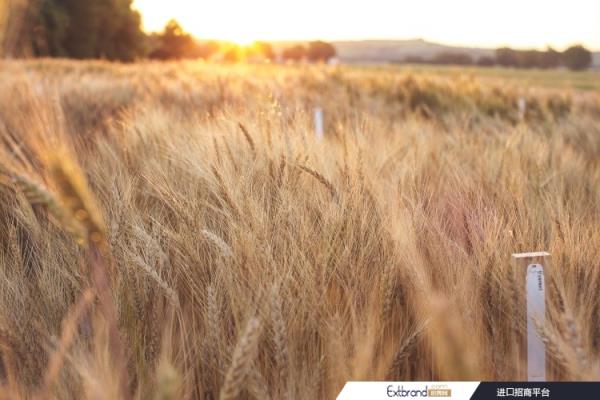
top-left (404, 55), bottom-right (426, 64)
top-left (222, 44), bottom-right (242, 63)
top-left (194, 40), bottom-right (220, 59)
top-left (495, 47), bottom-right (518, 67)
top-left (539, 47), bottom-right (561, 69)
top-left (251, 41), bottom-right (275, 60)
top-left (282, 44), bottom-right (307, 61)
top-left (561, 45), bottom-right (592, 70)
top-left (516, 50), bottom-right (544, 68)
top-left (477, 56), bottom-right (496, 67)
top-left (59, 0), bottom-right (100, 58)
top-left (306, 41), bottom-right (336, 62)
top-left (495, 46), bottom-right (578, 69)
top-left (29, 0), bottom-right (145, 61)
top-left (97, 1), bottom-right (146, 61)
top-left (31, 0), bottom-right (69, 56)
top-left (433, 52), bottom-right (473, 65)
top-left (149, 19), bottom-right (197, 60)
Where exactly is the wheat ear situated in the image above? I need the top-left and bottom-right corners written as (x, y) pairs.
top-left (220, 317), bottom-right (262, 400)
top-left (238, 122), bottom-right (256, 156)
top-left (381, 263), bottom-right (397, 323)
top-left (297, 165), bottom-right (337, 199)
top-left (11, 172), bottom-right (87, 244)
top-left (201, 229), bottom-right (233, 258)
top-left (247, 368), bottom-right (271, 400)
top-left (131, 254), bottom-right (179, 307)
top-left (206, 285), bottom-right (221, 368)
top-left (50, 155), bottom-right (131, 399)
top-left (49, 155), bottom-right (106, 244)
top-left (271, 285), bottom-right (289, 397)
top-left (211, 165), bottom-right (241, 219)
top-left (387, 321), bottom-right (429, 380)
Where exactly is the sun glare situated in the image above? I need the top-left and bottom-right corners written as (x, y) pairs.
top-left (133, 0), bottom-right (289, 44)
top-left (227, 36), bottom-right (256, 47)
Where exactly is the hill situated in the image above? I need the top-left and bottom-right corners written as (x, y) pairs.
top-left (330, 39), bottom-right (600, 68)
top-left (332, 39), bottom-right (493, 63)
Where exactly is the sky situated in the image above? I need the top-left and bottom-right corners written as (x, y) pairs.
top-left (132, 0), bottom-right (600, 50)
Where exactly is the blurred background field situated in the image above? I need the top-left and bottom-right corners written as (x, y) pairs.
top-left (384, 64), bottom-right (600, 91)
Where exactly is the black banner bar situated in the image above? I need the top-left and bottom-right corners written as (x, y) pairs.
top-left (471, 382), bottom-right (600, 400)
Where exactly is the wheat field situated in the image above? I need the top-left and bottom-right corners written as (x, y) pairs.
top-left (0, 59), bottom-right (599, 399)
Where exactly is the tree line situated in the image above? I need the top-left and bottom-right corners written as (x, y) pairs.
top-left (146, 20), bottom-right (337, 62)
top-left (405, 46), bottom-right (593, 71)
top-left (17, 1), bottom-right (336, 62)
top-left (28, 0), bottom-right (146, 61)
top-left (12, 1), bottom-right (594, 69)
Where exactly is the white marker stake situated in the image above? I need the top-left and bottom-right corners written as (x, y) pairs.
top-left (526, 263), bottom-right (546, 381)
top-left (314, 107), bottom-right (324, 140)
top-left (518, 97), bottom-right (527, 121)
top-left (512, 251), bottom-right (551, 381)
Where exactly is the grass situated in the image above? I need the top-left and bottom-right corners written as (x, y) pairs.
top-left (383, 64), bottom-right (600, 91)
top-left (0, 59), bottom-right (599, 399)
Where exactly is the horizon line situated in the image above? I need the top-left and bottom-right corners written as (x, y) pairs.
top-left (176, 35), bottom-right (600, 52)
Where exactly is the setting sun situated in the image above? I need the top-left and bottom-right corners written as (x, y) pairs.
top-left (133, 0), bottom-right (600, 49)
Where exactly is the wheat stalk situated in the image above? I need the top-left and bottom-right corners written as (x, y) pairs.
top-left (238, 122), bottom-right (256, 156)
top-left (270, 285), bottom-right (289, 398)
top-left (213, 136), bottom-right (223, 165)
top-left (201, 229), bottom-right (233, 258)
top-left (387, 321), bottom-right (428, 380)
top-left (37, 289), bottom-right (95, 399)
top-left (222, 138), bottom-right (240, 173)
top-left (297, 165), bottom-right (337, 199)
top-left (153, 358), bottom-right (181, 400)
top-left (48, 155), bottom-right (131, 399)
top-left (10, 172), bottom-right (87, 244)
top-left (247, 367), bottom-right (271, 400)
top-left (130, 254), bottom-right (179, 308)
top-left (381, 263), bottom-right (397, 324)
top-left (277, 153), bottom-right (287, 188)
top-left (211, 165), bottom-right (241, 219)
top-left (49, 155), bottom-right (106, 244)
top-left (220, 317), bottom-right (262, 400)
top-left (535, 320), bottom-right (567, 367)
top-left (0, 322), bottom-right (19, 398)
top-left (561, 312), bottom-right (589, 373)
top-left (207, 285), bottom-right (221, 368)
